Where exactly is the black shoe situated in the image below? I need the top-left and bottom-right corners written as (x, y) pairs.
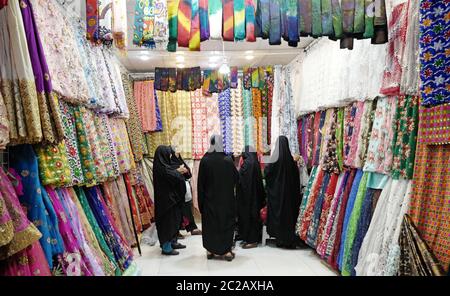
top-left (162, 250), bottom-right (179, 256)
top-left (172, 242), bottom-right (187, 249)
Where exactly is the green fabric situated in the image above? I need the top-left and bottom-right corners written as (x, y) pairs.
top-left (243, 87), bottom-right (254, 147)
top-left (336, 108), bottom-right (344, 172)
top-left (363, 0), bottom-right (375, 38)
top-left (367, 172), bottom-right (389, 190)
top-left (331, 0), bottom-right (343, 38)
top-left (353, 0), bottom-right (365, 34)
top-left (296, 166), bottom-right (319, 233)
top-left (341, 171), bottom-right (369, 276)
top-left (311, 0), bottom-right (322, 36)
top-left (76, 187), bottom-right (122, 276)
top-left (167, 0), bottom-right (180, 52)
top-left (391, 95), bottom-right (419, 180)
top-left (321, 0), bottom-right (333, 35)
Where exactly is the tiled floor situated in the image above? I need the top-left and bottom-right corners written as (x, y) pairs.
top-left (133, 230), bottom-right (338, 276)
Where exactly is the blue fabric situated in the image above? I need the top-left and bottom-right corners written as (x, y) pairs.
top-left (154, 88), bottom-right (163, 132)
top-left (218, 88), bottom-right (233, 155)
top-left (162, 241), bottom-right (173, 253)
top-left (84, 187), bottom-right (133, 271)
top-left (9, 145), bottom-right (64, 270)
top-left (306, 172), bottom-right (331, 248)
top-left (420, 0), bottom-right (450, 106)
top-left (337, 169), bottom-right (363, 271)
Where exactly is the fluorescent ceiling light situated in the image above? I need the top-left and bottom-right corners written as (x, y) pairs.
top-left (245, 55), bottom-right (254, 60)
top-left (176, 56), bottom-right (185, 62)
top-left (140, 55), bottom-right (151, 61)
top-left (209, 56), bottom-right (221, 62)
top-left (245, 50), bottom-right (254, 54)
top-left (209, 63), bottom-right (218, 68)
top-left (219, 63), bottom-right (230, 74)
top-left (177, 64), bottom-right (185, 68)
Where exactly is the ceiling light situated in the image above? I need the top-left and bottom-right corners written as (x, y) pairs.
top-left (245, 50), bottom-right (254, 54)
top-left (219, 63), bottom-right (230, 74)
top-left (176, 56), bottom-right (185, 62)
top-left (209, 63), bottom-right (218, 68)
top-left (209, 56), bottom-right (221, 62)
top-left (245, 55), bottom-right (254, 60)
top-left (140, 55), bottom-right (151, 61)
top-left (177, 64), bottom-right (185, 69)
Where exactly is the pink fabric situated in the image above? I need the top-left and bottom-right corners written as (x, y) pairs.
top-left (134, 80), bottom-right (157, 132)
top-left (191, 89), bottom-right (208, 159)
top-left (0, 241), bottom-right (52, 276)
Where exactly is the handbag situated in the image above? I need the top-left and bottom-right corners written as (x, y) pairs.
top-left (260, 206), bottom-right (267, 224)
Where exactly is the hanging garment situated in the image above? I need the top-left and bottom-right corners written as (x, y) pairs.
top-left (86, 0), bottom-right (99, 42)
top-left (363, 96), bottom-right (397, 175)
top-left (20, 0), bottom-right (64, 144)
top-left (222, 0), bottom-right (234, 41)
top-left (168, 68), bottom-right (177, 92)
top-left (34, 142), bottom-right (72, 187)
top-left (245, 0), bottom-right (256, 41)
top-left (189, 0), bottom-right (200, 51)
top-left (353, 0), bottom-right (365, 35)
top-left (400, 0), bottom-right (419, 95)
top-left (199, 0), bottom-right (209, 41)
top-left (198, 136), bottom-right (239, 255)
top-left (341, 0), bottom-right (354, 34)
top-left (362, 0), bottom-right (374, 38)
top-left (237, 146), bottom-right (265, 244)
top-left (355, 178), bottom-right (411, 276)
top-left (167, 0), bottom-right (180, 51)
top-left (265, 136), bottom-right (301, 247)
top-left (391, 95), bottom-right (419, 179)
top-left (133, 0), bottom-right (156, 48)
top-left (269, 0), bottom-right (281, 45)
top-left (420, 0), bottom-right (450, 106)
top-left (230, 67), bottom-right (238, 88)
top-left (234, 0), bottom-right (245, 40)
top-left (379, 2), bottom-right (408, 96)
top-left (397, 215), bottom-right (445, 276)
top-left (178, 0), bottom-right (191, 47)
top-left (209, 0), bottom-right (223, 39)
top-left (153, 0), bottom-right (169, 48)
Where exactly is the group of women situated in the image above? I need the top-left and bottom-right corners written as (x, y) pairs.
top-left (153, 135), bottom-right (304, 261)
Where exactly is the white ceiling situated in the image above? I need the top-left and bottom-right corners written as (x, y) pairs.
top-left (116, 1), bottom-right (313, 72)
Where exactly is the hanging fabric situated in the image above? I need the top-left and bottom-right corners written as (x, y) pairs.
top-left (299, 0), bottom-right (312, 36)
top-left (353, 0), bottom-right (365, 36)
top-left (321, 0), bottom-right (333, 36)
top-left (245, 0), bottom-right (256, 42)
top-left (98, 0), bottom-right (113, 46)
top-left (363, 0), bottom-right (374, 38)
top-left (86, 0), bottom-right (99, 43)
top-left (230, 67), bottom-right (239, 88)
top-left (269, 0), bottom-right (281, 45)
top-left (223, 0), bottom-right (235, 41)
top-left (167, 0), bottom-right (180, 52)
top-left (331, 0), bottom-right (343, 38)
top-left (178, 0), bottom-right (191, 47)
top-left (112, 0), bottom-right (127, 50)
top-left (168, 68), bottom-right (177, 92)
top-left (234, 0), bottom-right (245, 40)
top-left (286, 0), bottom-right (299, 46)
top-left (133, 0), bottom-right (156, 48)
top-left (209, 0), bottom-right (223, 39)
top-left (311, 0), bottom-right (322, 37)
top-left (371, 0), bottom-right (388, 44)
top-left (199, 0), bottom-right (209, 41)
top-left (189, 0), bottom-right (201, 51)
top-left (258, 0), bottom-right (270, 38)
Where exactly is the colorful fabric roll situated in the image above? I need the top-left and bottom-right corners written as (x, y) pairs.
top-left (331, 0), bottom-right (343, 38)
top-left (311, 0), bottom-right (322, 37)
top-left (168, 68), bottom-right (177, 92)
top-left (353, 0), bottom-right (365, 34)
top-left (269, 0), bottom-right (281, 45)
top-left (133, 0), bottom-right (156, 48)
top-left (199, 0), bottom-right (209, 41)
top-left (234, 0), bottom-right (245, 40)
top-left (243, 88), bottom-right (254, 147)
top-left (321, 0), bottom-right (333, 36)
top-left (86, 0), bottom-right (99, 43)
top-left (245, 0), bottom-right (256, 42)
top-left (251, 68), bottom-right (259, 88)
top-left (189, 0), bottom-right (200, 51)
top-left (223, 0), bottom-right (235, 41)
top-left (202, 70), bottom-right (212, 96)
top-left (299, 0), bottom-right (312, 36)
top-left (230, 67), bottom-right (239, 88)
top-left (218, 89), bottom-right (233, 154)
top-left (167, 0), bottom-right (180, 52)
top-left (209, 0), bottom-right (223, 39)
top-left (243, 66), bottom-right (252, 89)
top-left (178, 0), bottom-right (191, 48)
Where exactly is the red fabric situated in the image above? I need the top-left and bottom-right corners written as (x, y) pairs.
top-left (222, 0), bottom-right (234, 41)
top-left (0, 0), bottom-right (8, 10)
top-left (178, 0), bottom-right (192, 47)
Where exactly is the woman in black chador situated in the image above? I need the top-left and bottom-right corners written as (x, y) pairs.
top-left (153, 145), bottom-right (188, 255)
top-left (197, 135), bottom-right (239, 261)
top-left (237, 146), bottom-right (266, 249)
top-left (264, 136), bottom-right (302, 249)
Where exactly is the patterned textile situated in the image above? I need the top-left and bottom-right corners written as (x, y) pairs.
top-left (0, 92), bottom-right (9, 148)
top-left (343, 103), bottom-right (357, 167)
top-left (379, 2), bottom-right (408, 96)
top-left (391, 95), bottom-right (419, 180)
top-left (199, 0), bottom-right (209, 41)
top-left (231, 79), bottom-right (244, 154)
top-left (234, 0), bottom-right (245, 40)
top-left (94, 114), bottom-right (120, 180)
top-left (243, 88), bottom-right (255, 147)
top-left (252, 88), bottom-right (262, 153)
top-left (222, 0), bottom-right (234, 41)
top-left (133, 0), bottom-right (156, 48)
top-left (398, 215), bottom-right (445, 276)
top-left (245, 0), bottom-right (256, 42)
top-left (268, 0), bottom-right (281, 45)
top-left (134, 80), bottom-right (157, 132)
top-left (218, 89), bottom-right (233, 154)
top-left (86, 0), bottom-right (99, 43)
top-left (178, 0), bottom-right (191, 47)
top-left (98, 0), bottom-right (113, 46)
top-left (243, 66), bottom-right (252, 89)
top-left (296, 166), bottom-right (319, 235)
top-left (353, 100), bottom-right (376, 168)
top-left (335, 108), bottom-right (344, 171)
top-left (418, 102), bottom-right (450, 145)
top-left (230, 67), bottom-right (238, 88)
top-left (209, 0), bottom-right (223, 39)
top-left (409, 109), bottom-right (450, 271)
top-left (35, 142), bottom-right (72, 187)
top-left (109, 117), bottom-right (136, 174)
top-left (420, 0), bottom-right (450, 106)
top-left (321, 109), bottom-right (340, 174)
top-left (189, 0), bottom-right (200, 51)
top-left (191, 89), bottom-right (208, 159)
top-left (346, 101), bottom-right (364, 168)
top-left (167, 0), bottom-right (180, 52)
top-left (278, 66), bottom-right (299, 154)
top-left (173, 91), bottom-right (193, 159)
top-left (363, 96), bottom-right (397, 175)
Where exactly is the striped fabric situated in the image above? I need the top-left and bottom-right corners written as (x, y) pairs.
top-left (223, 0), bottom-right (234, 41)
top-left (189, 0), bottom-right (200, 51)
top-left (234, 0), bottom-right (245, 40)
top-left (199, 0), bottom-right (209, 41)
top-left (178, 0), bottom-right (191, 47)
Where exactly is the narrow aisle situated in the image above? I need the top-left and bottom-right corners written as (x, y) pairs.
top-left (134, 231), bottom-right (338, 276)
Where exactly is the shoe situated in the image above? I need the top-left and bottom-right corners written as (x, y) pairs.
top-left (172, 242), bottom-right (187, 249)
top-left (223, 253), bottom-right (234, 262)
top-left (191, 229), bottom-right (202, 235)
top-left (162, 250), bottom-right (179, 256)
top-left (242, 243), bottom-right (258, 249)
top-left (207, 252), bottom-right (214, 260)
top-left (177, 232), bottom-right (185, 240)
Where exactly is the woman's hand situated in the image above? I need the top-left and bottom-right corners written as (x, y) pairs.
top-left (177, 165), bottom-right (188, 174)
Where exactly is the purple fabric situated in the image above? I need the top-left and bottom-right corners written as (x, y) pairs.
top-left (20, 0), bottom-right (52, 93)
